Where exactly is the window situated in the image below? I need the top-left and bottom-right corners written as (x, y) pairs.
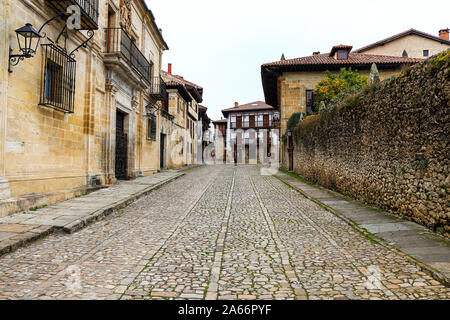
top-left (337, 50), bottom-right (348, 60)
top-left (231, 115), bottom-right (236, 129)
top-left (423, 50), bottom-right (429, 57)
top-left (263, 114), bottom-right (269, 127)
top-left (256, 114), bottom-right (264, 127)
top-left (306, 90), bottom-right (315, 114)
top-left (249, 115), bottom-right (255, 127)
top-left (243, 115), bottom-right (249, 128)
top-left (236, 116), bottom-right (242, 129)
top-left (147, 114), bottom-right (157, 141)
top-left (40, 44), bottom-right (76, 113)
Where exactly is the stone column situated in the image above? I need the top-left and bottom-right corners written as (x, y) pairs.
top-left (105, 80), bottom-right (118, 184)
top-left (0, 1), bottom-right (11, 200)
top-left (128, 93), bottom-right (138, 178)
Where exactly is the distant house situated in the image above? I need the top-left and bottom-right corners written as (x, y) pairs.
top-left (219, 101), bottom-right (278, 164)
top-left (212, 119), bottom-right (228, 163)
top-left (355, 28), bottom-right (450, 58)
top-left (161, 65), bottom-right (206, 168)
top-left (261, 45), bottom-right (421, 137)
top-left (261, 44), bottom-right (421, 167)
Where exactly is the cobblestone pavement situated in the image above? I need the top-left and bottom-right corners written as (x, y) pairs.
top-left (0, 165), bottom-right (448, 300)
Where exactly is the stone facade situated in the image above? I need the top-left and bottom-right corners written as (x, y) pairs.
top-left (0, 0), bottom-right (168, 217)
top-left (286, 51), bottom-right (450, 237)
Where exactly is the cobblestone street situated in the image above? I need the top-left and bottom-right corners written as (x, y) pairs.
top-left (0, 165), bottom-right (448, 300)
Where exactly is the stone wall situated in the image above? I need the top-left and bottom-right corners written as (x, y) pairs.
top-left (288, 51), bottom-right (450, 237)
top-left (278, 68), bottom-right (401, 166)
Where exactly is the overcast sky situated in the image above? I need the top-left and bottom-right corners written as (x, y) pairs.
top-left (146, 0), bottom-right (449, 121)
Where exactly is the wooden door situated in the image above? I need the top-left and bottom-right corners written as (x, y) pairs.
top-left (115, 111), bottom-right (128, 180)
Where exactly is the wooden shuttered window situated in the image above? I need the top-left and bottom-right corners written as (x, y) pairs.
top-left (236, 116), bottom-right (242, 129)
top-left (249, 115), bottom-right (255, 128)
top-left (263, 115), bottom-right (269, 127)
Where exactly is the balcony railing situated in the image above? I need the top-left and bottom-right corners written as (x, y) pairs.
top-left (148, 76), bottom-right (167, 101)
top-left (105, 27), bottom-right (153, 83)
top-left (45, 0), bottom-right (99, 30)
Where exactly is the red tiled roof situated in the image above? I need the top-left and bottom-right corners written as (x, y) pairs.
top-left (161, 71), bottom-right (193, 102)
top-left (355, 28), bottom-right (450, 53)
top-left (166, 73), bottom-right (203, 103)
top-left (262, 52), bottom-right (422, 67)
top-left (173, 75), bottom-right (203, 90)
top-left (198, 105), bottom-right (207, 111)
top-left (221, 101), bottom-right (275, 116)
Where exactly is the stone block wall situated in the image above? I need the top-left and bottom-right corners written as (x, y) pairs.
top-left (288, 51), bottom-right (450, 236)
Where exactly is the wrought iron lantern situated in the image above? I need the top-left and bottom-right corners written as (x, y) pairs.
top-left (9, 23), bottom-right (42, 72)
top-left (144, 104), bottom-right (160, 117)
top-left (287, 130), bottom-right (292, 137)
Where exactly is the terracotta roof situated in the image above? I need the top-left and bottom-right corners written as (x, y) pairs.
top-left (174, 75), bottom-right (203, 90)
top-left (170, 74), bottom-right (203, 103)
top-left (355, 28), bottom-right (450, 53)
top-left (221, 101), bottom-right (275, 117)
top-left (198, 105), bottom-right (207, 111)
top-left (213, 119), bottom-right (227, 124)
top-left (161, 71), bottom-right (192, 102)
top-left (262, 52), bottom-right (421, 67)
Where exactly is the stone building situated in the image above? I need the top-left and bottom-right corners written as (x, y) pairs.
top-left (198, 105), bottom-right (211, 158)
top-left (355, 28), bottom-right (450, 59)
top-left (0, 0), bottom-right (168, 216)
top-left (217, 101), bottom-right (279, 164)
top-left (161, 66), bottom-right (206, 168)
top-left (261, 45), bottom-right (421, 168)
top-left (212, 119), bottom-right (227, 164)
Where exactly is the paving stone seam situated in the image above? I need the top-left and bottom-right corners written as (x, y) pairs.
top-left (120, 169), bottom-right (220, 300)
top-left (18, 173), bottom-right (189, 298)
top-left (205, 169), bottom-right (236, 300)
top-left (63, 173), bottom-right (186, 233)
top-left (264, 176), bottom-right (401, 297)
top-left (273, 172), bottom-right (450, 288)
top-left (0, 173), bottom-right (185, 260)
top-left (249, 174), bottom-right (308, 300)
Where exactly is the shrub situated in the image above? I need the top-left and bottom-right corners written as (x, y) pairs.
top-left (287, 112), bottom-right (305, 131)
top-left (313, 68), bottom-right (368, 113)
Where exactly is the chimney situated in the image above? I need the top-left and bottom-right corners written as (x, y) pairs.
top-left (168, 63), bottom-right (172, 75)
top-left (439, 28), bottom-right (449, 41)
top-left (313, 51), bottom-right (320, 55)
top-left (234, 102), bottom-right (239, 108)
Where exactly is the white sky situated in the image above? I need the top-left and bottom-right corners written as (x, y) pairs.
top-left (146, 0), bottom-right (449, 121)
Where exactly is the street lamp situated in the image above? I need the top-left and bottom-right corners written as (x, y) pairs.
top-left (9, 23), bottom-right (43, 73)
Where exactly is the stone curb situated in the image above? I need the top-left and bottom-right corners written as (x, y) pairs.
top-left (0, 173), bottom-right (185, 258)
top-left (273, 173), bottom-right (450, 288)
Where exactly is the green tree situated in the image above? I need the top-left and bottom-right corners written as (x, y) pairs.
top-left (313, 68), bottom-right (368, 113)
